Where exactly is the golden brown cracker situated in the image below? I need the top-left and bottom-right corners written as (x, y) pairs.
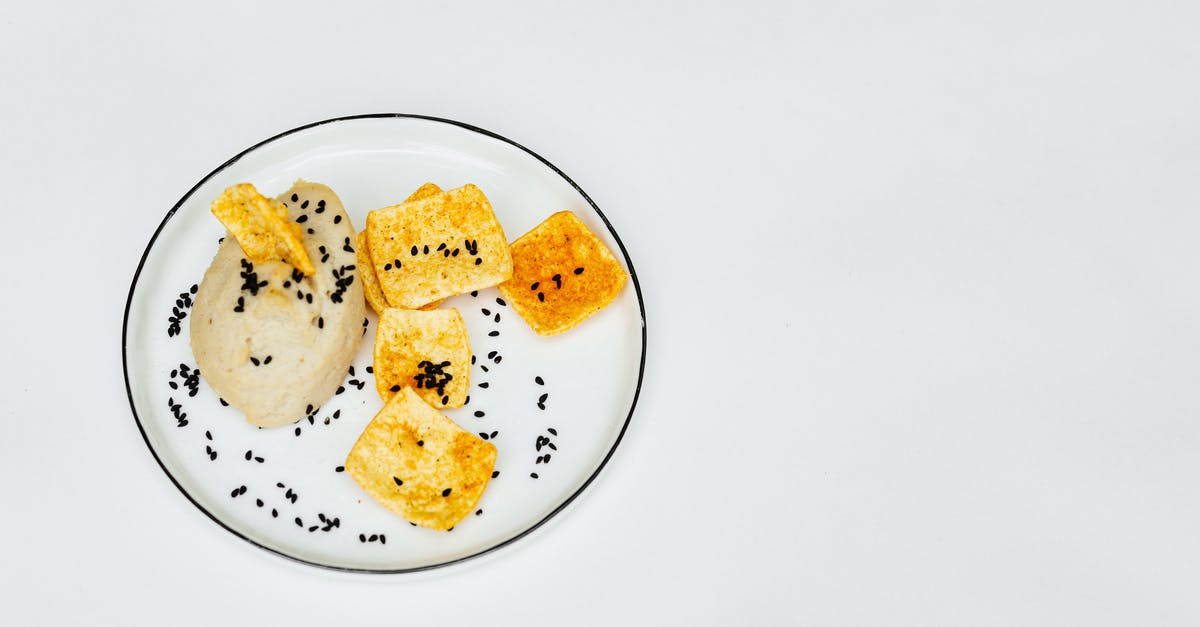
top-left (210, 183), bottom-right (315, 276)
top-left (373, 308), bottom-right (471, 408)
top-left (366, 184), bottom-right (512, 309)
top-left (356, 231), bottom-right (389, 315)
top-left (345, 387), bottom-right (496, 531)
top-left (498, 211), bottom-right (627, 336)
top-left (356, 184), bottom-right (445, 314)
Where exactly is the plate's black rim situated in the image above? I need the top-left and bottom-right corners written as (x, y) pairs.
top-left (120, 113), bottom-right (647, 574)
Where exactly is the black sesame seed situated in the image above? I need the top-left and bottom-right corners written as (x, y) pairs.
top-left (335, 465), bottom-right (345, 473)
top-left (306, 404), bottom-right (314, 414)
top-left (482, 308), bottom-right (491, 316)
top-left (379, 535), bottom-right (386, 544)
top-left (318, 317), bottom-right (324, 329)
top-left (263, 355), bottom-right (272, 364)
top-left (574, 267), bottom-right (585, 274)
top-left (306, 293), bottom-right (313, 303)
top-left (530, 282), bottom-right (539, 290)
top-left (492, 471), bottom-right (499, 478)
top-left (291, 193), bottom-right (298, 202)
top-left (494, 313), bottom-right (500, 323)
top-left (437, 243), bottom-right (446, 251)
top-left (474, 410), bottom-right (485, 417)
top-left (272, 509), bottom-right (278, 518)
top-left (481, 365), bottom-right (489, 373)
top-left (538, 292), bottom-right (545, 302)
top-left (393, 477), bottom-right (403, 486)
top-left (250, 357), bottom-right (260, 366)
top-left (245, 450), bottom-right (252, 461)
top-left (548, 428), bottom-right (557, 435)
top-left (390, 385), bottom-right (401, 392)
top-left (359, 534), bottom-right (366, 542)
top-left (297, 214), bottom-right (308, 223)
top-left (190, 284), bottom-right (198, 294)
top-left (476, 509), bottom-right (482, 516)
top-left (384, 263), bottom-right (391, 271)
top-left (307, 228), bottom-right (314, 234)
top-left (294, 427), bottom-right (301, 436)
top-left (487, 351), bottom-right (497, 359)
top-left (475, 258), bottom-right (482, 265)
top-left (535, 376), bottom-right (544, 385)
top-left (423, 245), bottom-right (429, 254)
top-left (488, 331), bottom-right (499, 337)
top-left (365, 365), bottom-right (374, 373)
top-left (336, 385), bottom-right (345, 394)
top-left (442, 488), bottom-right (452, 497)
top-left (417, 440), bottom-right (424, 446)
top-left (479, 382), bottom-right (489, 389)
top-left (256, 499), bottom-right (263, 507)
top-left (333, 215), bottom-right (342, 224)
top-left (470, 291), bottom-right (478, 297)
top-left (411, 245), bottom-right (418, 256)
top-left (530, 473), bottom-right (539, 479)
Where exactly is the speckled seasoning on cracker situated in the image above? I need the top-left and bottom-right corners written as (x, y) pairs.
top-left (365, 184), bottom-right (512, 309)
top-left (498, 211), bottom-right (627, 336)
top-left (373, 308), bottom-right (471, 408)
top-left (345, 387), bottom-right (497, 531)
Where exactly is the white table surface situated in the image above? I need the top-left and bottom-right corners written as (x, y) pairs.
top-left (3, 1), bottom-right (1200, 624)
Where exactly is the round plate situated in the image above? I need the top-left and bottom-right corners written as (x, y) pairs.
top-left (122, 114), bottom-right (646, 572)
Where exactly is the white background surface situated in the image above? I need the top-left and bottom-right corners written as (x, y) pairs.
top-left (2, 1), bottom-right (1199, 624)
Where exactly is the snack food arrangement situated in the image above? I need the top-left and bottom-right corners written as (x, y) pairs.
top-left (192, 179), bottom-right (628, 531)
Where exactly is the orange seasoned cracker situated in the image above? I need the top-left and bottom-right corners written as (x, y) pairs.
top-left (498, 211), bottom-right (627, 336)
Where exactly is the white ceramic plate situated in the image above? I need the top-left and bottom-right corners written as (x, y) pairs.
top-left (122, 115), bottom-right (645, 572)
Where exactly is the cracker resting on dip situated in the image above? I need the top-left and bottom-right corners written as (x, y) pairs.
top-left (191, 181), bottom-right (365, 427)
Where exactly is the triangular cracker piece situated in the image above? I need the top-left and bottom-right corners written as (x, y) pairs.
top-left (210, 183), bottom-right (315, 276)
top-left (345, 387), bottom-right (497, 531)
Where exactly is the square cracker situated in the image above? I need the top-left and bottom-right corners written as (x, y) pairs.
top-left (210, 183), bottom-right (315, 276)
top-left (356, 183), bottom-right (445, 314)
top-left (374, 308), bottom-right (471, 408)
top-left (366, 184), bottom-right (512, 309)
top-left (498, 211), bottom-right (628, 336)
top-left (345, 387), bottom-right (496, 531)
